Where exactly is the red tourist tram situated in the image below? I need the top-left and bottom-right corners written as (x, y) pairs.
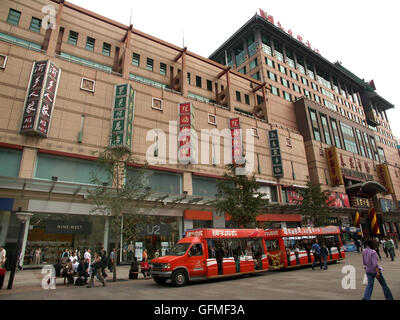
top-left (150, 228), bottom-right (269, 286)
top-left (264, 226), bottom-right (346, 269)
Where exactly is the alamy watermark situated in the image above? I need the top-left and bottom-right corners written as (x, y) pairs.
top-left (41, 5), bottom-right (57, 30)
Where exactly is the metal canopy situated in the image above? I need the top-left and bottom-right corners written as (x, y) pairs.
top-left (345, 181), bottom-right (388, 195)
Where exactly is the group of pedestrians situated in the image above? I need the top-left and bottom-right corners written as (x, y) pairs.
top-left (310, 240), bottom-right (330, 271)
top-left (54, 248), bottom-right (117, 288)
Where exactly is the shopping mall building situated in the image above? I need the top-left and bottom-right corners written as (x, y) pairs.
top-left (0, 0), bottom-right (399, 268)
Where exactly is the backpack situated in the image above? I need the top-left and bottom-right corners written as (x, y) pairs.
top-left (75, 277), bottom-right (86, 286)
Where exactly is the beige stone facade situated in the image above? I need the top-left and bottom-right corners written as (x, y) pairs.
top-left (0, 0), bottom-right (399, 257)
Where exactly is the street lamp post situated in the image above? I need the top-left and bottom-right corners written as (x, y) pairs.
top-left (7, 212), bottom-right (33, 290)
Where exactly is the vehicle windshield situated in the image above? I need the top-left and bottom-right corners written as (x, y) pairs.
top-left (166, 243), bottom-right (191, 256)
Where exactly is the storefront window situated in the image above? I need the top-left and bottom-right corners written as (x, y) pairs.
top-left (0, 148), bottom-right (22, 177)
top-left (112, 215), bottom-right (181, 263)
top-left (23, 213), bottom-right (106, 266)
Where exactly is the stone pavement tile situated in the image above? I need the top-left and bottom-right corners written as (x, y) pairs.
top-left (0, 250), bottom-right (398, 300)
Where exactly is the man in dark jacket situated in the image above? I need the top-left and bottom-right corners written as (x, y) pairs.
top-left (77, 257), bottom-right (89, 284)
top-left (320, 243), bottom-right (329, 270)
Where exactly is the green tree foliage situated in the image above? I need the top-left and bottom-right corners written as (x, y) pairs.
top-left (88, 147), bottom-right (149, 281)
top-left (215, 165), bottom-right (269, 227)
top-left (296, 180), bottom-right (334, 227)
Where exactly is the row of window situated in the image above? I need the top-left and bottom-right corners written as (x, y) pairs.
top-left (7, 8), bottom-right (42, 33)
top-left (308, 107), bottom-right (384, 162)
top-left (67, 30), bottom-right (111, 56)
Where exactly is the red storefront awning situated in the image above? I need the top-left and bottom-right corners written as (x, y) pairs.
top-left (184, 210), bottom-right (213, 220)
top-left (256, 214), bottom-right (302, 222)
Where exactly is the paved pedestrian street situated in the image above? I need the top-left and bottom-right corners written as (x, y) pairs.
top-left (0, 250), bottom-right (399, 300)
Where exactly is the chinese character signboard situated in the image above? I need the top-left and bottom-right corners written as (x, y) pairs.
top-left (376, 164), bottom-right (394, 194)
top-left (178, 102), bottom-right (195, 164)
top-left (110, 84), bottom-right (135, 151)
top-left (20, 60), bottom-right (61, 137)
top-left (325, 147), bottom-right (344, 186)
top-left (229, 118), bottom-right (244, 165)
top-left (268, 130), bottom-right (283, 177)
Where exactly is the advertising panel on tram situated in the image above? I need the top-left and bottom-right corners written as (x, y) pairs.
top-left (264, 226), bottom-right (345, 269)
top-left (150, 228), bottom-right (269, 286)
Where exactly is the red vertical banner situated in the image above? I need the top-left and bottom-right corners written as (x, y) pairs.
top-left (229, 117), bottom-right (243, 165)
top-left (368, 208), bottom-right (380, 235)
top-left (178, 102), bottom-right (194, 164)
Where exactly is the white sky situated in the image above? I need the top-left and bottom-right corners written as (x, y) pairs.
top-left (69, 0), bottom-right (400, 139)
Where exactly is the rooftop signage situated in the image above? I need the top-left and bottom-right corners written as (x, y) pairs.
top-left (259, 9), bottom-right (320, 55)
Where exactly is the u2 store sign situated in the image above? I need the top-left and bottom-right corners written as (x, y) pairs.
top-left (138, 224), bottom-right (171, 236)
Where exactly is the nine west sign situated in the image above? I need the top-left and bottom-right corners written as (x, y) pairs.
top-left (45, 221), bottom-right (92, 234)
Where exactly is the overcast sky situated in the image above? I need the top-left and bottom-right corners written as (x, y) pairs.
top-left (68, 0), bottom-right (400, 139)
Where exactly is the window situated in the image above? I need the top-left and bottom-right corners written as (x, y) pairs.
top-left (152, 97), bottom-right (163, 111)
top-left (378, 148), bottom-right (386, 162)
top-left (304, 89), bottom-right (310, 98)
top-left (29, 17), bottom-right (42, 33)
top-left (236, 91), bottom-right (241, 102)
top-left (265, 57), bottom-right (274, 68)
top-left (160, 62), bottom-right (167, 76)
top-left (85, 37), bottom-right (95, 51)
top-left (208, 114), bottom-right (216, 125)
top-left (340, 122), bottom-right (358, 154)
top-left (301, 77), bottom-right (309, 86)
top-left (102, 42), bottom-right (111, 56)
top-left (290, 70), bottom-right (298, 81)
top-left (268, 71), bottom-right (277, 81)
top-left (249, 58), bottom-right (258, 70)
top-left (363, 132), bottom-right (373, 159)
top-left (311, 82), bottom-right (318, 91)
top-left (320, 114), bottom-right (332, 145)
top-left (281, 78), bottom-right (290, 88)
top-left (251, 72), bottom-right (260, 80)
top-left (279, 64), bottom-right (287, 74)
top-left (314, 94), bottom-right (321, 104)
top-left (187, 72), bottom-right (191, 84)
top-left (356, 129), bottom-right (366, 157)
top-left (132, 53), bottom-right (140, 66)
top-left (369, 136), bottom-right (380, 161)
top-left (239, 66), bottom-right (247, 74)
top-left (68, 31), bottom-right (79, 46)
top-left (309, 108), bottom-right (321, 142)
top-left (207, 80), bottom-right (213, 91)
top-left (330, 118), bottom-right (342, 148)
top-left (7, 9), bottom-right (21, 25)
top-left (146, 58), bottom-right (154, 71)
top-left (271, 86), bottom-right (279, 96)
top-left (196, 76), bottom-right (202, 88)
top-left (283, 91), bottom-right (291, 101)
top-left (257, 95), bottom-right (264, 104)
top-left (245, 94), bottom-right (250, 105)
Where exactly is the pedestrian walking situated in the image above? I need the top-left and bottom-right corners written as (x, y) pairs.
top-left (362, 240), bottom-right (393, 300)
top-left (384, 237), bottom-right (395, 261)
top-left (355, 238), bottom-right (361, 253)
top-left (109, 248), bottom-right (115, 272)
top-left (373, 238), bottom-right (382, 261)
top-left (381, 238), bottom-right (388, 258)
top-left (320, 242), bottom-right (329, 270)
top-left (87, 252), bottom-right (106, 288)
top-left (311, 240), bottom-right (322, 270)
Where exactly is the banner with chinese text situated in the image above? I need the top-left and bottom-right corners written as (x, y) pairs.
top-left (268, 130), bottom-right (283, 177)
top-left (178, 102), bottom-right (195, 164)
top-left (376, 164), bottom-right (394, 194)
top-left (325, 146), bottom-right (344, 186)
top-left (229, 118), bottom-right (244, 165)
top-left (20, 60), bottom-right (61, 137)
top-left (110, 84), bottom-right (135, 151)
